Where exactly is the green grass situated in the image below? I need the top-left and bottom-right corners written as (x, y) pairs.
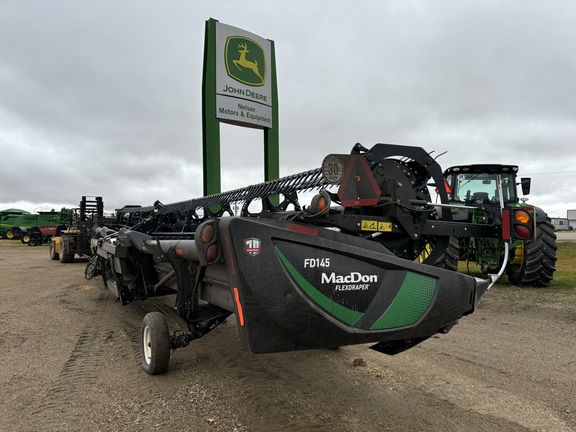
top-left (553, 242), bottom-right (576, 288)
top-left (458, 242), bottom-right (576, 290)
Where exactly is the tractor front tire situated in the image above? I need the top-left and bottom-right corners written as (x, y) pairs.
top-left (141, 312), bottom-right (171, 375)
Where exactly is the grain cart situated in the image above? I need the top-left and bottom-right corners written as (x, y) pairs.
top-left (50, 196), bottom-right (104, 262)
top-left (86, 143), bottom-right (535, 375)
top-left (443, 164), bottom-right (557, 286)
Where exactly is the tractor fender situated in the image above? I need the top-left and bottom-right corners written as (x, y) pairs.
top-left (526, 205), bottom-right (549, 223)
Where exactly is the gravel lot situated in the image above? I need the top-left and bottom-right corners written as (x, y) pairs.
top-left (1, 238), bottom-right (575, 431)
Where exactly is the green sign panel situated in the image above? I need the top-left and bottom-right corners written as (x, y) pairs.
top-left (202, 18), bottom-right (279, 197)
top-left (225, 36), bottom-right (266, 86)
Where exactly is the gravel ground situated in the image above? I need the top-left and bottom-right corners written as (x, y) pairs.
top-left (1, 239), bottom-right (575, 431)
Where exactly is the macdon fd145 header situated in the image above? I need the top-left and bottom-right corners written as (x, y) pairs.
top-left (85, 142), bottom-right (545, 375)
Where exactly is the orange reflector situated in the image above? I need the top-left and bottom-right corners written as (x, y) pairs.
top-left (201, 223), bottom-right (215, 244)
top-left (317, 196), bottom-right (327, 212)
top-left (233, 287), bottom-right (245, 326)
top-left (435, 180), bottom-right (452, 195)
top-left (514, 210), bottom-right (531, 224)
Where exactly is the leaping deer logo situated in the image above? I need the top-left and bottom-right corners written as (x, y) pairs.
top-left (225, 37), bottom-right (266, 86)
top-left (233, 42), bottom-right (264, 84)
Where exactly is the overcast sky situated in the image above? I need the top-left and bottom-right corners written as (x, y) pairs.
top-left (1, 0), bottom-right (575, 217)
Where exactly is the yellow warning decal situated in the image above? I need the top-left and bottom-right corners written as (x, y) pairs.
top-left (378, 222), bottom-right (392, 232)
top-left (361, 220), bottom-right (378, 231)
top-left (361, 220), bottom-right (393, 232)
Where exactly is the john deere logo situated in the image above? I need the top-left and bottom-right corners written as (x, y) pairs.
top-left (225, 36), bottom-right (266, 86)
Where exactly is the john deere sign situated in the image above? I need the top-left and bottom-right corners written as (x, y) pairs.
top-left (202, 18), bottom-right (279, 197)
top-left (216, 22), bottom-right (273, 128)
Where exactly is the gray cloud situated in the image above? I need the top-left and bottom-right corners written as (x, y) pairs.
top-left (1, 0), bottom-right (574, 217)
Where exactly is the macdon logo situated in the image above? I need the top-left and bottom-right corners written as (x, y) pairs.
top-left (244, 237), bottom-right (261, 256)
top-left (321, 272), bottom-right (378, 284)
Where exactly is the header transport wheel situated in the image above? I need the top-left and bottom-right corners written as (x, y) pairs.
top-left (141, 312), bottom-right (171, 375)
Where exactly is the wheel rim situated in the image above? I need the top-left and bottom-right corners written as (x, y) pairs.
top-left (6, 230), bottom-right (14, 239)
top-left (143, 325), bottom-right (152, 364)
top-left (416, 242), bottom-right (433, 263)
top-left (509, 243), bottom-right (525, 274)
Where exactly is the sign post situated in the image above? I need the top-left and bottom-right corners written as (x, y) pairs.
top-left (202, 18), bottom-right (279, 196)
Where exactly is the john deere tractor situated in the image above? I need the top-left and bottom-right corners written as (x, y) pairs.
top-left (442, 164), bottom-right (557, 287)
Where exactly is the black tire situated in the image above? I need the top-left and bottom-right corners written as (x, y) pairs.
top-left (141, 312), bottom-right (171, 375)
top-left (59, 237), bottom-right (75, 263)
top-left (6, 228), bottom-right (20, 240)
top-left (506, 218), bottom-right (557, 287)
top-left (49, 240), bottom-right (59, 260)
top-left (21, 233), bottom-right (31, 244)
top-left (431, 236), bottom-right (460, 272)
top-left (534, 218), bottom-right (557, 287)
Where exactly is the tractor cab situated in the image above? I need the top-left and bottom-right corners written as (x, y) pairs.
top-left (442, 164), bottom-right (533, 225)
top-left (440, 164), bottom-right (555, 284)
top-left (443, 164), bottom-right (524, 207)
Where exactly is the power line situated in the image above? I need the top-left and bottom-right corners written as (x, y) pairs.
top-left (523, 171), bottom-right (576, 176)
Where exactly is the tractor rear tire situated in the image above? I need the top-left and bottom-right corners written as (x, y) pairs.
top-left (432, 236), bottom-right (460, 272)
top-left (534, 218), bottom-right (557, 287)
top-left (506, 218), bottom-right (557, 287)
top-left (141, 312), bottom-right (171, 375)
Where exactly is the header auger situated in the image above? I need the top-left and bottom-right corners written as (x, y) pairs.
top-left (86, 143), bottom-right (537, 374)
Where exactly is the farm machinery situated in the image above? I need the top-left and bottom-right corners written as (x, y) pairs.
top-left (50, 196), bottom-right (106, 262)
top-left (86, 143), bottom-right (538, 375)
top-left (0, 208), bottom-right (69, 244)
top-left (442, 164), bottom-right (557, 286)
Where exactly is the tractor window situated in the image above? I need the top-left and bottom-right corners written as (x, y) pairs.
top-left (500, 174), bottom-right (518, 203)
top-left (453, 173), bottom-right (517, 204)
